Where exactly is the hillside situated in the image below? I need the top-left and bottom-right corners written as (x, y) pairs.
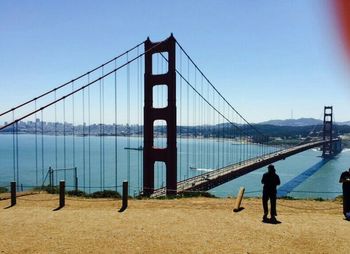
top-left (259, 118), bottom-right (350, 127)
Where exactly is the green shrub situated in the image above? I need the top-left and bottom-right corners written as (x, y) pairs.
top-left (0, 186), bottom-right (8, 193)
top-left (335, 195), bottom-right (343, 202)
top-left (181, 191), bottom-right (216, 198)
top-left (67, 190), bottom-right (87, 197)
top-left (33, 185), bottom-right (60, 194)
top-left (279, 196), bottom-right (297, 200)
top-left (90, 190), bottom-right (121, 198)
top-left (313, 197), bottom-right (325, 202)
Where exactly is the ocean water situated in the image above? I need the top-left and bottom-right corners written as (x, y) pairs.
top-left (0, 134), bottom-right (348, 199)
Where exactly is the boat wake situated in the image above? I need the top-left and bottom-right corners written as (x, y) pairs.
top-left (190, 167), bottom-right (214, 172)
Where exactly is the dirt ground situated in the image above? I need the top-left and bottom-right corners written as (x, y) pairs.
top-left (0, 194), bottom-right (349, 254)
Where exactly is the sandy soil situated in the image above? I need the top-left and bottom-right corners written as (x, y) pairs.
top-left (0, 194), bottom-right (349, 253)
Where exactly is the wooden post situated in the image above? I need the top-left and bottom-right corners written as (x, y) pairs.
top-left (119, 181), bottom-right (128, 212)
top-left (233, 187), bottom-right (245, 212)
top-left (10, 181), bottom-right (16, 206)
top-left (59, 180), bottom-right (65, 208)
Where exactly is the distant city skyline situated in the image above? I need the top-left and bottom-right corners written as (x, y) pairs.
top-left (1, 1), bottom-right (350, 123)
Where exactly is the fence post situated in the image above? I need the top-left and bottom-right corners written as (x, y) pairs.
top-left (59, 180), bottom-right (65, 208)
top-left (11, 181), bottom-right (16, 206)
top-left (118, 181), bottom-right (128, 212)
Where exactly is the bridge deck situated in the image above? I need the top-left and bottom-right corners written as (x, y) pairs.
top-left (151, 139), bottom-right (339, 197)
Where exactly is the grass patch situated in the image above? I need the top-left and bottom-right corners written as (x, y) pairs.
top-left (156, 191), bottom-right (216, 199)
top-left (136, 191), bottom-right (217, 199)
top-left (0, 186), bottom-right (8, 193)
top-left (67, 190), bottom-right (86, 197)
top-left (66, 189), bottom-right (122, 199)
top-left (335, 195), bottom-right (343, 202)
top-left (279, 196), bottom-right (297, 200)
top-left (32, 186), bottom-right (122, 199)
top-left (279, 196), bottom-right (328, 202)
top-left (89, 190), bottom-right (121, 199)
top-left (313, 197), bottom-right (325, 202)
top-left (33, 186), bottom-right (60, 194)
top-left (181, 191), bottom-right (216, 198)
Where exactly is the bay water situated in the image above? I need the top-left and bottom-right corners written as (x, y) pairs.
top-left (0, 134), bottom-right (348, 199)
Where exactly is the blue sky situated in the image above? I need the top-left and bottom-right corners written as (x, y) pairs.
top-left (0, 0), bottom-right (349, 123)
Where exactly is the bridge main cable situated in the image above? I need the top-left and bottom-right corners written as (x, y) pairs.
top-left (175, 40), bottom-right (268, 139)
top-left (0, 40), bottom-right (165, 131)
top-left (160, 44), bottom-right (266, 139)
top-left (0, 41), bottom-right (145, 117)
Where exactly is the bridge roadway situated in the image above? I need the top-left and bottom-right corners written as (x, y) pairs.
top-left (151, 139), bottom-right (339, 197)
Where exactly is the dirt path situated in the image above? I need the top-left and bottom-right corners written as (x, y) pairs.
top-left (0, 194), bottom-right (349, 253)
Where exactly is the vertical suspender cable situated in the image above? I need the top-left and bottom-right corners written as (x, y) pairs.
top-left (99, 69), bottom-right (102, 190)
top-left (54, 90), bottom-right (58, 171)
top-left (102, 66), bottom-right (105, 190)
top-left (63, 98), bottom-right (66, 180)
top-left (240, 118), bottom-right (243, 163)
top-left (235, 111), bottom-right (237, 163)
top-left (206, 79), bottom-right (210, 168)
top-left (217, 94), bottom-right (220, 168)
top-left (193, 67), bottom-right (197, 172)
top-left (137, 46), bottom-right (141, 191)
top-left (221, 101), bottom-right (224, 166)
top-left (15, 121), bottom-right (19, 189)
top-left (186, 57), bottom-right (190, 179)
top-left (114, 59), bottom-right (118, 192)
top-left (179, 47), bottom-right (182, 180)
top-left (230, 106), bottom-right (232, 163)
top-left (201, 75), bottom-right (205, 170)
top-left (82, 87), bottom-right (86, 191)
top-left (12, 111), bottom-right (15, 182)
top-left (35, 101), bottom-right (38, 186)
top-left (41, 110), bottom-right (44, 183)
top-left (232, 111), bottom-right (235, 163)
top-left (72, 82), bottom-right (75, 170)
top-left (212, 88), bottom-right (215, 169)
top-left (245, 123), bottom-right (248, 162)
top-left (88, 74), bottom-right (91, 192)
top-left (221, 100), bottom-right (223, 167)
top-left (127, 52), bottom-right (130, 192)
top-left (223, 102), bottom-right (226, 165)
top-left (140, 53), bottom-right (144, 186)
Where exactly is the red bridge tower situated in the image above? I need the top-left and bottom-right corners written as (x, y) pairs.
top-left (143, 35), bottom-right (177, 196)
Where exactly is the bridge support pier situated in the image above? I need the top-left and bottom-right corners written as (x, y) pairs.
top-left (143, 35), bottom-right (177, 196)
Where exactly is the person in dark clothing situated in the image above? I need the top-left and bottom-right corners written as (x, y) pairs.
top-left (339, 168), bottom-right (350, 220)
top-left (261, 164), bottom-right (280, 222)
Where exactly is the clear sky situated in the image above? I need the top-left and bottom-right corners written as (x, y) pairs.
top-left (1, 0), bottom-right (349, 123)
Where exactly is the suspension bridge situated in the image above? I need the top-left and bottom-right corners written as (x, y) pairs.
top-left (0, 34), bottom-right (342, 197)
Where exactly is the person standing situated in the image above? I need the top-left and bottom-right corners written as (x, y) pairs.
top-left (339, 168), bottom-right (350, 220)
top-left (261, 164), bottom-right (280, 222)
